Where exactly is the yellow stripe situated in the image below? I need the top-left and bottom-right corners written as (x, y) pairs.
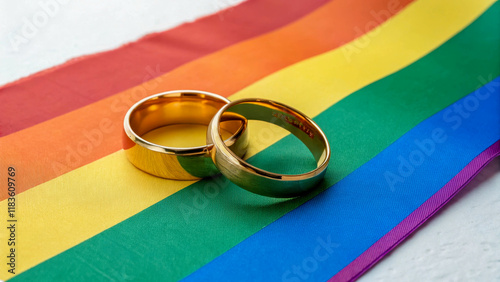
top-left (0, 0), bottom-right (494, 278)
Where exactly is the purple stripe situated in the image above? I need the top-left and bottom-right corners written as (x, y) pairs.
top-left (330, 140), bottom-right (500, 282)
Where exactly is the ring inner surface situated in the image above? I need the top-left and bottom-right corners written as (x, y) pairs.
top-left (221, 101), bottom-right (328, 166)
top-left (130, 94), bottom-right (242, 146)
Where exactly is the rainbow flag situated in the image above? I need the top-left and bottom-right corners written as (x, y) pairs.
top-left (1, 0), bottom-right (499, 280)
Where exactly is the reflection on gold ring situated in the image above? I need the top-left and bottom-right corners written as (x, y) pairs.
top-left (208, 98), bottom-right (330, 198)
top-left (123, 90), bottom-right (248, 180)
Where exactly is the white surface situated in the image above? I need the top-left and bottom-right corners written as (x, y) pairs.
top-left (1, 1), bottom-right (499, 281)
top-left (360, 159), bottom-right (500, 282)
top-left (0, 0), bottom-right (244, 85)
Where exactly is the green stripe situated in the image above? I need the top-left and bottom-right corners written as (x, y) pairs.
top-left (14, 3), bottom-right (500, 281)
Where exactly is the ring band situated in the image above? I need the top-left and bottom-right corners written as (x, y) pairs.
top-left (207, 98), bottom-right (330, 198)
top-left (123, 90), bottom-right (248, 180)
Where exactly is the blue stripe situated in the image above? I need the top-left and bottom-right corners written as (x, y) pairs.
top-left (184, 77), bottom-right (500, 281)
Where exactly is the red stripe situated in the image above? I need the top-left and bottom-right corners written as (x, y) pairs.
top-left (0, 0), bottom-right (414, 200)
top-left (0, 0), bottom-right (329, 137)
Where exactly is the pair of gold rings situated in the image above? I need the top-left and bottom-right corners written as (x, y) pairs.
top-left (123, 90), bottom-right (330, 198)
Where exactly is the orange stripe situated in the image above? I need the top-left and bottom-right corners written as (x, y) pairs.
top-left (0, 0), bottom-right (330, 136)
top-left (0, 0), bottom-right (414, 200)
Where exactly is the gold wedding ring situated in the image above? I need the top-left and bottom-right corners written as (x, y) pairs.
top-left (123, 90), bottom-right (248, 180)
top-left (207, 98), bottom-right (330, 198)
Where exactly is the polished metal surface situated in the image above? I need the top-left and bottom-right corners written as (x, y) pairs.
top-left (207, 98), bottom-right (330, 198)
top-left (123, 90), bottom-right (248, 180)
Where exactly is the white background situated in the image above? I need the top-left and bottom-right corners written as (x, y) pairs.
top-left (1, 1), bottom-right (499, 280)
